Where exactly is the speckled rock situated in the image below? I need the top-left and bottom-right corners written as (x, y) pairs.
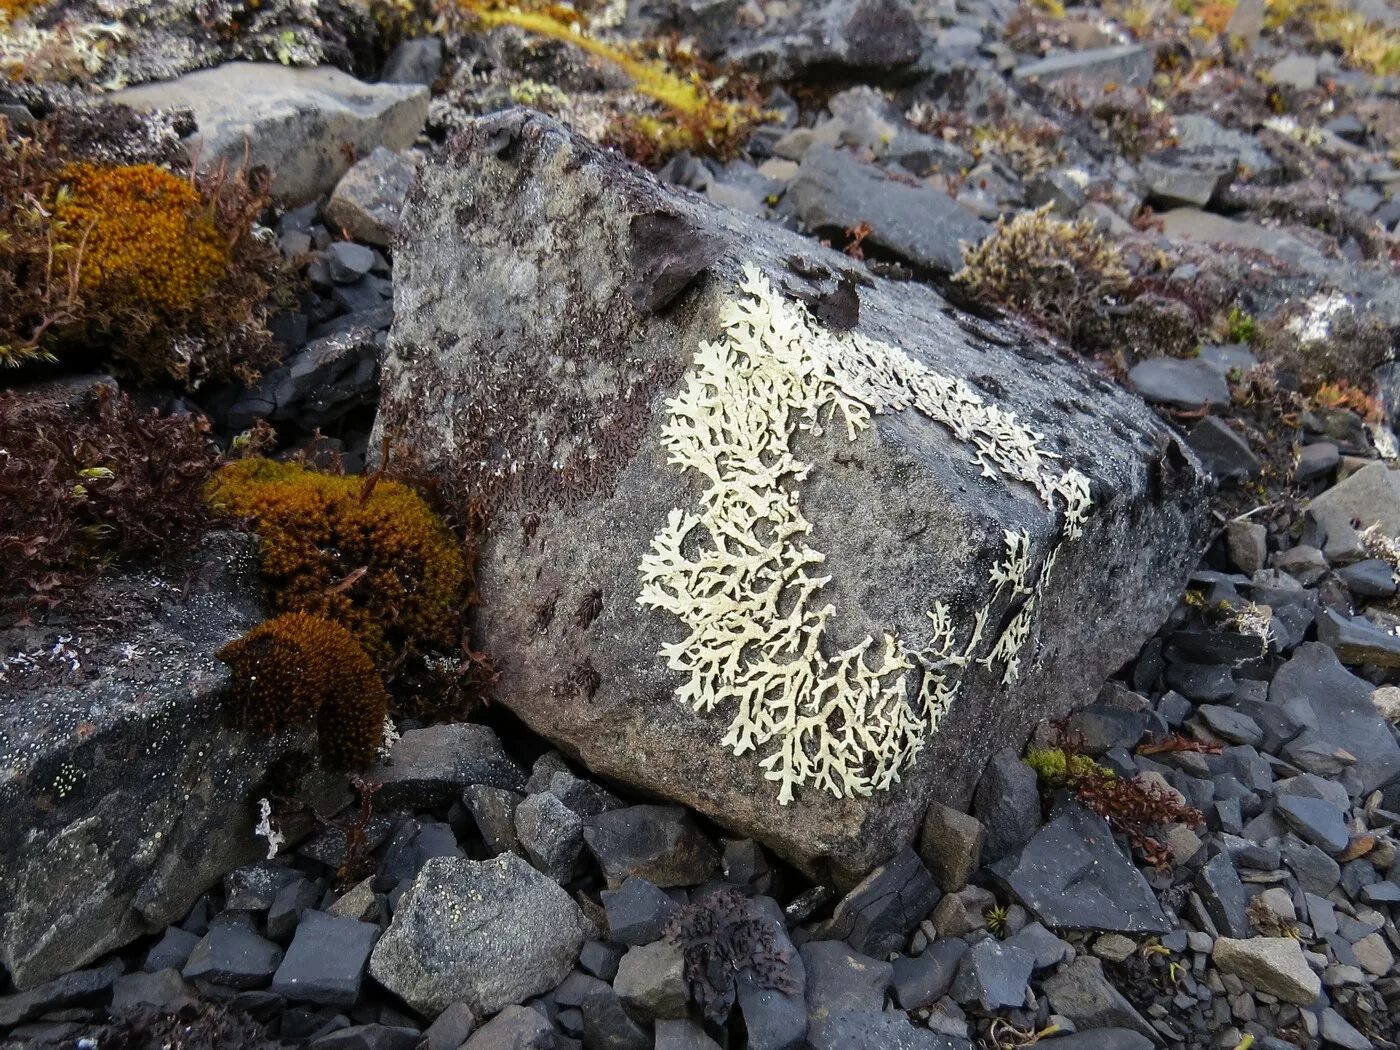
top-left (373, 110), bottom-right (1211, 884)
top-left (367, 854), bottom-right (588, 1018)
top-left (0, 534), bottom-right (336, 991)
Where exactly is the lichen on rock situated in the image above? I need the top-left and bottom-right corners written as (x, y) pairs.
top-left (638, 264), bottom-right (1096, 805)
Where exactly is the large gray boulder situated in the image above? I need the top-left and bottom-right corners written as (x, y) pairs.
top-left (373, 111), bottom-right (1210, 883)
top-left (113, 63), bottom-right (428, 203)
top-left (0, 534), bottom-right (339, 990)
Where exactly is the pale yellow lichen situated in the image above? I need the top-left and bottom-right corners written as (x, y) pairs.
top-left (638, 265), bottom-right (1094, 804)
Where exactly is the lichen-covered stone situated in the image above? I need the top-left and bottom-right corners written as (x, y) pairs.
top-left (374, 110), bottom-right (1210, 883)
top-left (0, 533), bottom-right (337, 990)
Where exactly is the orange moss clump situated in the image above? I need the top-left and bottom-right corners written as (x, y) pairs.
top-left (54, 163), bottom-right (229, 313)
top-left (218, 612), bottom-right (389, 769)
top-left (206, 459), bottom-right (470, 667)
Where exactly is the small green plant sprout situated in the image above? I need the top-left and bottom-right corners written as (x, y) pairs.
top-left (1224, 305), bottom-right (1258, 343)
top-left (984, 903), bottom-right (1012, 938)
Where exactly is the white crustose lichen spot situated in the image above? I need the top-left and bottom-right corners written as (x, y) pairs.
top-left (637, 264), bottom-right (1095, 805)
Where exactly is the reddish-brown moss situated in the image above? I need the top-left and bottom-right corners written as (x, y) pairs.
top-left (0, 386), bottom-right (218, 605)
top-left (218, 612), bottom-right (388, 769)
top-left (206, 458), bottom-right (471, 667)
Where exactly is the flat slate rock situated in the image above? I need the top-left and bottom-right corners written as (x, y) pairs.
top-left (785, 144), bottom-right (988, 275)
top-left (271, 910), bottom-right (380, 1007)
top-left (371, 723), bottom-right (526, 807)
top-left (991, 803), bottom-right (1171, 933)
top-left (1270, 643), bottom-right (1400, 795)
top-left (807, 1011), bottom-right (969, 1050)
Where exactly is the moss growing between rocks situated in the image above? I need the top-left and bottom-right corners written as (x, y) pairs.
top-left (0, 386), bottom-right (218, 605)
top-left (207, 458), bottom-right (472, 667)
top-left (218, 612), bottom-right (390, 768)
top-left (0, 113), bottom-right (284, 386)
top-left (955, 205), bottom-right (1131, 345)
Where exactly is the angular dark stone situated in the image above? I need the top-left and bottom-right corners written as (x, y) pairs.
top-left (1187, 417), bottom-right (1261, 481)
top-left (655, 1018), bottom-right (725, 1050)
top-left (143, 927), bottom-right (201, 973)
top-left (0, 960), bottom-right (123, 1027)
top-left (1195, 852), bottom-right (1251, 938)
top-left (579, 940), bottom-right (625, 981)
top-left (109, 968), bottom-right (197, 1015)
top-left (422, 1002), bottom-right (478, 1050)
top-left (583, 806), bottom-right (721, 888)
top-left (890, 939), bottom-right (966, 1008)
top-left (579, 980), bottom-right (651, 1050)
top-left (1040, 956), bottom-right (1160, 1044)
top-left (1196, 706), bottom-right (1263, 747)
top-left (801, 940), bottom-right (893, 1021)
top-left (271, 911), bottom-right (380, 1007)
top-left (1004, 922), bottom-right (1071, 970)
top-left (1270, 643), bottom-right (1400, 794)
top-left (949, 937), bottom-right (1034, 1010)
top-left (807, 1011), bottom-right (965, 1050)
top-left (736, 897), bottom-right (806, 1050)
top-left (974, 749), bottom-right (1042, 862)
top-left (991, 804), bottom-right (1170, 934)
top-left (1128, 358), bottom-right (1230, 411)
top-left (311, 1024), bottom-right (422, 1050)
top-left (462, 784), bottom-right (525, 858)
top-left (601, 876), bottom-right (680, 945)
top-left (919, 802), bottom-right (985, 892)
top-left (268, 876), bottom-right (322, 942)
top-left (372, 724), bottom-right (526, 808)
top-left (182, 925), bottom-right (283, 989)
top-left (1065, 706), bottom-right (1152, 755)
top-left (819, 847), bottom-right (941, 956)
top-left (1275, 796), bottom-right (1350, 854)
top-left (225, 864), bottom-right (302, 911)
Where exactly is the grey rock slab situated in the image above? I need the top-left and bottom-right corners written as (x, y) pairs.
top-left (143, 927), bottom-right (200, 973)
top-left (112, 62), bottom-right (428, 204)
top-left (1040, 957), bottom-right (1160, 1044)
top-left (224, 325), bottom-right (383, 432)
top-left (109, 968), bottom-right (197, 1014)
top-left (326, 147), bottom-right (418, 247)
top-left (372, 723), bottom-right (525, 808)
top-left (1269, 54), bottom-right (1319, 89)
top-left (1188, 417), bottom-right (1261, 481)
top-left (381, 37), bottom-right (444, 86)
top-left (0, 960), bottom-right (123, 1027)
top-left (327, 241), bottom-right (376, 285)
top-left (1138, 149), bottom-right (1234, 208)
top-left (1212, 936), bottom-right (1321, 1004)
top-left (582, 804), bottom-right (720, 887)
top-left (655, 1018), bottom-right (725, 1050)
top-left (327, 879), bottom-right (379, 925)
top-left (1320, 1008), bottom-right (1371, 1050)
top-left (729, 0), bottom-right (923, 80)
top-left (373, 110), bottom-right (1211, 883)
top-left (183, 924), bottom-right (283, 988)
top-left (1128, 357), bottom-right (1231, 411)
top-left (1195, 852), bottom-right (1251, 939)
top-left (1013, 45), bottom-right (1153, 87)
top-left (818, 847), bottom-right (941, 956)
top-left (0, 534), bottom-right (327, 991)
top-left (801, 940), bottom-right (893, 1021)
top-left (601, 875), bottom-right (679, 944)
top-left (1005, 921), bottom-right (1071, 969)
top-left (1269, 642), bottom-right (1400, 795)
top-left (736, 896), bottom-right (806, 1050)
top-left (807, 1011), bottom-right (966, 1050)
top-left (1309, 461), bottom-right (1400, 536)
top-left (422, 1002), bottom-right (477, 1050)
top-left (580, 979), bottom-right (651, 1050)
top-left (1274, 795), bottom-right (1350, 854)
top-left (311, 1025), bottom-right (422, 1050)
top-left (1038, 1032), bottom-right (1154, 1050)
top-left (974, 749), bottom-right (1043, 862)
top-left (949, 936), bottom-right (1034, 1010)
top-left (1173, 115), bottom-right (1276, 176)
top-left (271, 910), bottom-right (380, 1007)
top-left (992, 803), bottom-right (1171, 934)
top-left (462, 784), bottom-right (525, 857)
top-left (890, 938), bottom-right (966, 1007)
top-left (367, 854), bottom-right (587, 1019)
top-left (1197, 705), bottom-right (1263, 747)
top-left (785, 144), bottom-right (988, 275)
top-left (1316, 607), bottom-right (1400, 667)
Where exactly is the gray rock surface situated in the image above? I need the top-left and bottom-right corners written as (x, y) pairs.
top-left (270, 910), bottom-right (379, 1007)
top-left (0, 534), bottom-right (331, 991)
top-left (373, 110), bottom-right (1210, 882)
top-left (1013, 45), bottom-right (1154, 87)
top-left (326, 147), bottom-right (419, 247)
top-left (992, 803), bottom-right (1171, 933)
top-left (371, 723), bottom-right (526, 807)
top-left (112, 62), bottom-right (428, 203)
top-left (785, 144), bottom-right (989, 275)
top-left (367, 854), bottom-right (587, 1018)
